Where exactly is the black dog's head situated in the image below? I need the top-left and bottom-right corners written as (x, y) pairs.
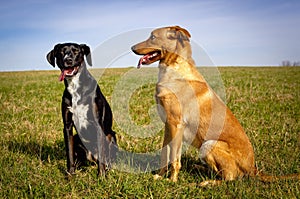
top-left (46, 43), bottom-right (92, 81)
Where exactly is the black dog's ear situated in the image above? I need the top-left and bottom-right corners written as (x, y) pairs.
top-left (80, 44), bottom-right (92, 66)
top-left (46, 50), bottom-right (56, 67)
top-left (46, 44), bottom-right (61, 67)
top-left (167, 26), bottom-right (191, 47)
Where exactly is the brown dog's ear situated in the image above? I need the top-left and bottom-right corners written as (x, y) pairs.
top-left (80, 44), bottom-right (92, 66)
top-left (167, 26), bottom-right (191, 47)
top-left (173, 26), bottom-right (191, 39)
top-left (46, 44), bottom-right (61, 67)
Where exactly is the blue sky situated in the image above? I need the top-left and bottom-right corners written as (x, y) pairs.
top-left (0, 0), bottom-right (299, 71)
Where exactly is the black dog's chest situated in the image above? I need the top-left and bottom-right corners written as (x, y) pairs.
top-left (66, 76), bottom-right (82, 106)
top-left (65, 75), bottom-right (98, 131)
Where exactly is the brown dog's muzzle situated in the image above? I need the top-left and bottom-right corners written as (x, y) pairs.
top-left (131, 43), bottom-right (162, 68)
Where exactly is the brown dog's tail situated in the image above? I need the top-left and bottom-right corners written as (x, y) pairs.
top-left (255, 169), bottom-right (300, 182)
top-left (258, 173), bottom-right (300, 182)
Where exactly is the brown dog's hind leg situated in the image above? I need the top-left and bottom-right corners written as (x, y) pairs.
top-left (199, 140), bottom-right (244, 186)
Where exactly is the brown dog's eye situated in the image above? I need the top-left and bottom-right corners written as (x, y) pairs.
top-left (150, 34), bottom-right (156, 40)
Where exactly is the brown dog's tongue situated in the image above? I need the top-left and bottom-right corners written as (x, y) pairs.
top-left (137, 58), bottom-right (143, 69)
top-left (137, 55), bottom-right (150, 69)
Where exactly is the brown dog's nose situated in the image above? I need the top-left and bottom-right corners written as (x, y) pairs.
top-left (131, 45), bottom-right (140, 55)
top-left (131, 45), bottom-right (136, 52)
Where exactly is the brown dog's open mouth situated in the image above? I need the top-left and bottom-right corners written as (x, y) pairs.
top-left (137, 51), bottom-right (161, 68)
top-left (59, 66), bottom-right (79, 81)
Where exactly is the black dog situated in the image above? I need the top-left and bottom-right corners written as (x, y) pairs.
top-left (46, 43), bottom-right (117, 176)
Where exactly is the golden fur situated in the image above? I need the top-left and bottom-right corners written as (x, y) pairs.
top-left (132, 26), bottom-right (299, 185)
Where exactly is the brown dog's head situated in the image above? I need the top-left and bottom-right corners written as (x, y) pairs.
top-left (131, 26), bottom-right (191, 68)
top-left (46, 43), bottom-right (92, 81)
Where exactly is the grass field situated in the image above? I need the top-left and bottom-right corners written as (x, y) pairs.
top-left (0, 67), bottom-right (299, 198)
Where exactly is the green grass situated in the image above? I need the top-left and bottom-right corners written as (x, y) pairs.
top-left (0, 67), bottom-right (299, 198)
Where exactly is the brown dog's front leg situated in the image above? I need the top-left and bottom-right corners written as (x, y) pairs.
top-left (155, 122), bottom-right (183, 182)
top-left (155, 146), bottom-right (169, 178)
top-left (168, 122), bottom-right (183, 182)
top-left (154, 125), bottom-right (170, 180)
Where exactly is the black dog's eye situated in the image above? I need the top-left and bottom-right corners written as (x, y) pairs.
top-left (61, 47), bottom-right (68, 54)
top-left (72, 49), bottom-right (79, 54)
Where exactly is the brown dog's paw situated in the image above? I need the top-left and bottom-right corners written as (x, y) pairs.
top-left (170, 175), bottom-right (178, 183)
top-left (153, 174), bottom-right (163, 180)
top-left (199, 180), bottom-right (222, 187)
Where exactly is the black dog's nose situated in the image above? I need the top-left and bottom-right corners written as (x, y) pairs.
top-left (64, 57), bottom-right (73, 65)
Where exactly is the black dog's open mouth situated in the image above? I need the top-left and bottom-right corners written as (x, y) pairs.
top-left (59, 66), bottom-right (79, 81)
top-left (137, 51), bottom-right (161, 69)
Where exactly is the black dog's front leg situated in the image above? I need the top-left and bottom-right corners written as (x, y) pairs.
top-left (95, 86), bottom-right (118, 170)
top-left (97, 131), bottom-right (108, 177)
top-left (63, 120), bottom-right (75, 175)
top-left (62, 95), bottom-right (76, 175)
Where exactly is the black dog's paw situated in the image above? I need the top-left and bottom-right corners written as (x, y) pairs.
top-left (97, 163), bottom-right (107, 177)
top-left (65, 167), bottom-right (76, 180)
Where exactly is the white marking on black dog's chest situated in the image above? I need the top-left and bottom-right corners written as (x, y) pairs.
top-left (66, 73), bottom-right (90, 130)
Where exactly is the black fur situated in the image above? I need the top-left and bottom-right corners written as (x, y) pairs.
top-left (46, 43), bottom-right (117, 177)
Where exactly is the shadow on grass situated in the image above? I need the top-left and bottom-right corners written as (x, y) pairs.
top-left (114, 149), bottom-right (215, 181)
top-left (180, 155), bottom-right (219, 181)
top-left (5, 138), bottom-right (214, 181)
top-left (6, 139), bottom-right (66, 162)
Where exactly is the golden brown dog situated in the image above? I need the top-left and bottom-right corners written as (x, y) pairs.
top-left (131, 26), bottom-right (299, 186)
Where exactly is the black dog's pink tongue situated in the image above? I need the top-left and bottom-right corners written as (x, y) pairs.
top-left (59, 68), bottom-right (75, 81)
top-left (59, 70), bottom-right (65, 81)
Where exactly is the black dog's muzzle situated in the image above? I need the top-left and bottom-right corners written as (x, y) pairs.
top-left (59, 66), bottom-right (80, 81)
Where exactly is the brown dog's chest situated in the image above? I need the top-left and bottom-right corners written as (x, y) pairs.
top-left (155, 66), bottom-right (217, 147)
top-left (156, 79), bottom-right (205, 143)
